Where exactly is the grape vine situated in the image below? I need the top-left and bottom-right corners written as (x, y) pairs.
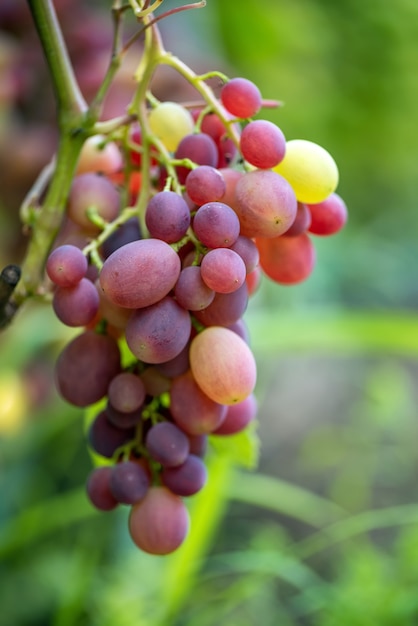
top-left (0, 0), bottom-right (348, 555)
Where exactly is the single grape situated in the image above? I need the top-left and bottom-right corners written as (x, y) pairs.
top-left (220, 77), bottom-right (262, 118)
top-left (96, 280), bottom-right (133, 329)
top-left (256, 232), bottom-right (316, 284)
top-left (140, 366), bottom-right (172, 397)
top-left (192, 201), bottom-right (240, 249)
top-left (105, 402), bottom-right (144, 429)
top-left (148, 101), bottom-right (194, 152)
top-left (307, 192), bottom-right (348, 235)
top-left (155, 342), bottom-right (191, 378)
top-left (46, 244), bottom-right (87, 287)
top-left (274, 139), bottom-right (339, 204)
top-left (193, 282), bottom-right (248, 327)
top-left (55, 330), bottom-right (121, 407)
top-left (187, 434), bottom-right (208, 457)
top-left (246, 266), bottom-right (262, 296)
top-left (185, 165), bottom-right (226, 205)
top-left (213, 393), bottom-right (258, 435)
top-left (145, 421), bottom-right (190, 467)
top-left (229, 235), bottom-right (260, 274)
top-left (234, 169), bottom-right (297, 238)
top-left (67, 172), bottom-right (120, 233)
top-left (125, 296), bottom-right (191, 364)
top-left (101, 217), bottom-right (142, 259)
top-left (240, 119), bottom-right (286, 169)
top-left (145, 191), bottom-right (190, 243)
top-left (284, 202), bottom-right (312, 236)
top-left (129, 486), bottom-right (190, 555)
top-left (99, 239), bottom-right (181, 309)
top-left (161, 454), bottom-right (207, 497)
top-left (174, 266), bottom-right (215, 311)
top-left (190, 326), bottom-right (257, 405)
top-left (109, 460), bottom-right (150, 505)
top-left (107, 372), bottom-right (146, 413)
top-left (52, 277), bottom-right (99, 327)
top-left (200, 248), bottom-right (246, 294)
top-left (88, 410), bottom-right (134, 458)
top-left (170, 370), bottom-right (227, 435)
top-left (86, 466), bottom-right (118, 511)
top-left (76, 135), bottom-right (123, 175)
top-left (174, 133), bottom-right (218, 183)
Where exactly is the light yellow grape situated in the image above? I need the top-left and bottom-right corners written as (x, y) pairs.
top-left (274, 139), bottom-right (339, 204)
top-left (148, 102), bottom-right (194, 152)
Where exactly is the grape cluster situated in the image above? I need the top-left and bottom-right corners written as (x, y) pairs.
top-left (47, 75), bottom-right (347, 555)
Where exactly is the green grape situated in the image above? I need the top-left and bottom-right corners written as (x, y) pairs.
top-left (148, 101), bottom-right (194, 152)
top-left (274, 139), bottom-right (339, 204)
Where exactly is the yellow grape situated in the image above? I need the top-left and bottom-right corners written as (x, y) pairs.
top-left (189, 326), bottom-right (256, 405)
top-left (148, 102), bottom-right (194, 152)
top-left (274, 139), bottom-right (339, 204)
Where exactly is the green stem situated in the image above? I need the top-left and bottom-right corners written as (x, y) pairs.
top-left (27, 0), bottom-right (87, 118)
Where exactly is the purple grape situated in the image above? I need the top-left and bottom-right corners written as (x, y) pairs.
top-left (46, 244), bottom-right (88, 287)
top-left (145, 421), bottom-right (190, 467)
top-left (109, 460), bottom-right (150, 504)
top-left (200, 248), bottom-right (246, 294)
top-left (55, 330), bottom-right (121, 407)
top-left (101, 217), bottom-right (142, 258)
top-left (185, 165), bottom-right (226, 205)
top-left (213, 393), bottom-right (257, 435)
top-left (86, 466), bottom-right (118, 511)
top-left (174, 265), bottom-right (215, 311)
top-left (145, 191), bottom-right (191, 243)
top-left (175, 133), bottom-right (218, 183)
top-left (193, 282), bottom-right (248, 327)
top-left (229, 235), bottom-right (260, 274)
top-left (161, 454), bottom-right (207, 496)
top-left (52, 277), bottom-right (99, 327)
top-left (192, 201), bottom-right (240, 249)
top-left (125, 296), bottom-right (191, 364)
top-left (107, 372), bottom-right (146, 413)
top-left (88, 410), bottom-right (134, 458)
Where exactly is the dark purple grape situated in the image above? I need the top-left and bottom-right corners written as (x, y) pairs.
top-left (145, 421), bottom-right (190, 467)
top-left (187, 434), bottom-right (208, 458)
top-left (52, 277), bottom-right (99, 327)
top-left (161, 454), bottom-right (207, 496)
top-left (145, 191), bottom-right (191, 243)
top-left (86, 466), bottom-right (119, 511)
top-left (46, 244), bottom-right (88, 287)
top-left (101, 217), bottom-right (142, 258)
top-left (55, 330), bottom-right (121, 407)
top-left (125, 296), bottom-right (191, 364)
top-left (88, 410), bottom-right (134, 458)
top-left (105, 402), bottom-right (144, 429)
top-left (155, 342), bottom-right (190, 378)
top-left (109, 460), bottom-right (150, 504)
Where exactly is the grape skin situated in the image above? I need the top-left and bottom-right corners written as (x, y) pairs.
top-left (220, 77), bottom-right (262, 119)
top-left (129, 486), bottom-right (190, 555)
top-left (145, 421), bottom-right (190, 467)
top-left (256, 232), bottom-right (316, 285)
top-left (193, 282), bottom-right (248, 327)
top-left (190, 326), bottom-right (257, 405)
top-left (145, 191), bottom-right (191, 244)
top-left (161, 454), bottom-right (207, 497)
top-left (174, 266), bottom-right (215, 311)
top-left (109, 461), bottom-right (150, 505)
top-left (192, 201), bottom-right (240, 249)
top-left (52, 277), bottom-right (99, 327)
top-left (86, 466), bottom-right (119, 511)
top-left (240, 120), bottom-right (286, 169)
top-left (307, 193), bottom-right (348, 236)
top-left (185, 165), bottom-right (226, 205)
top-left (99, 239), bottom-right (181, 309)
top-left (200, 248), bottom-right (246, 294)
top-left (125, 296), bottom-right (191, 364)
top-left (107, 372), bottom-right (146, 413)
top-left (46, 244), bottom-right (87, 287)
top-left (88, 410), bottom-right (134, 458)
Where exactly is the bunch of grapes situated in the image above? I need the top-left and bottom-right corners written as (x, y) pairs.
top-left (43, 57), bottom-right (347, 554)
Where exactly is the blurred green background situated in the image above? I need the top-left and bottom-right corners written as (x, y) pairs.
top-left (1, 0), bottom-right (418, 624)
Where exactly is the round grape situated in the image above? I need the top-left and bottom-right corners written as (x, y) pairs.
top-left (145, 421), bottom-right (190, 467)
top-left (46, 244), bottom-right (88, 287)
top-left (220, 77), bottom-right (262, 119)
top-left (240, 119), bottom-right (286, 169)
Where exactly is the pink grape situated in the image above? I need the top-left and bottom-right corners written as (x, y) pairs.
top-left (192, 201), bottom-right (240, 249)
top-left (99, 239), bottom-right (181, 309)
top-left (185, 165), bottom-right (226, 205)
top-left (129, 486), bottom-right (190, 555)
top-left (220, 77), bottom-right (262, 119)
top-left (240, 120), bottom-right (286, 169)
top-left (46, 244), bottom-right (87, 287)
top-left (234, 169), bottom-right (297, 238)
top-left (200, 248), bottom-right (246, 294)
top-left (307, 192), bottom-right (348, 236)
top-left (190, 326), bottom-right (257, 405)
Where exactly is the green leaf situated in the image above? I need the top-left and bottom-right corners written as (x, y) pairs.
top-left (209, 420), bottom-right (260, 469)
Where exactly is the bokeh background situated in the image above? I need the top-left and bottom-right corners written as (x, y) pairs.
top-left (1, 0), bottom-right (418, 624)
